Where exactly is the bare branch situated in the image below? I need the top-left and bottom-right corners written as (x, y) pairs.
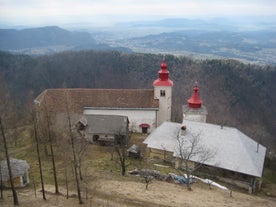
top-left (175, 131), bottom-right (215, 190)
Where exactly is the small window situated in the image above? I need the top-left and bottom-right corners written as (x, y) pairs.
top-left (142, 126), bottom-right (148, 134)
top-left (160, 90), bottom-right (166, 97)
top-left (93, 135), bottom-right (99, 141)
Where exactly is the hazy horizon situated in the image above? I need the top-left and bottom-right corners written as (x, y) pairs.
top-left (1, 0), bottom-right (276, 28)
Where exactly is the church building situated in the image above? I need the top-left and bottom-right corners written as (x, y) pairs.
top-left (34, 58), bottom-right (267, 192)
top-left (34, 60), bottom-right (173, 134)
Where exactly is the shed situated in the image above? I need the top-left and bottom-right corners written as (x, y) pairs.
top-left (0, 158), bottom-right (30, 187)
top-left (78, 114), bottom-right (129, 145)
top-left (127, 144), bottom-right (141, 158)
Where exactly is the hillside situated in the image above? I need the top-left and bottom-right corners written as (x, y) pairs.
top-left (0, 26), bottom-right (131, 55)
top-left (1, 22), bottom-right (275, 64)
top-left (1, 130), bottom-right (275, 207)
top-left (2, 179), bottom-right (276, 207)
top-left (116, 30), bottom-right (276, 65)
top-left (0, 50), bottom-right (275, 149)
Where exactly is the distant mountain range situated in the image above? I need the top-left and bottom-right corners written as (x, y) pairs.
top-left (1, 17), bottom-right (276, 64)
top-left (0, 26), bottom-right (132, 55)
top-left (116, 30), bottom-right (276, 65)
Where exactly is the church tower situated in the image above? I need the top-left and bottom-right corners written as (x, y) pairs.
top-left (153, 60), bottom-right (173, 126)
top-left (183, 83), bottom-right (208, 123)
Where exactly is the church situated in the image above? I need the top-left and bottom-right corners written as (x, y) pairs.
top-left (34, 59), bottom-right (266, 191)
top-left (34, 60), bottom-right (173, 134)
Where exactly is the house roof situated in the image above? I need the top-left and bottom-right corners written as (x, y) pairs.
top-left (143, 120), bottom-right (266, 178)
top-left (144, 122), bottom-right (181, 153)
top-left (35, 88), bottom-right (159, 114)
top-left (82, 114), bottom-right (129, 135)
top-left (0, 158), bottom-right (30, 181)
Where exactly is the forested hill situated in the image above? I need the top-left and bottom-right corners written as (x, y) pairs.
top-left (0, 26), bottom-right (132, 54)
top-left (0, 50), bottom-right (275, 149)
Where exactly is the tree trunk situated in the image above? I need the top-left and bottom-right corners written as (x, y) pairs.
top-left (33, 112), bottom-right (46, 200)
top-left (44, 144), bottom-right (49, 156)
top-left (49, 139), bottom-right (59, 194)
top-left (0, 166), bottom-right (3, 199)
top-left (79, 163), bottom-right (83, 181)
top-left (65, 167), bottom-right (69, 199)
top-left (115, 145), bottom-right (127, 176)
top-left (66, 108), bottom-right (83, 204)
top-left (121, 163), bottom-right (126, 176)
top-left (146, 181), bottom-right (149, 190)
top-left (0, 117), bottom-right (19, 206)
top-left (45, 109), bottom-right (59, 194)
top-left (73, 161), bottom-right (83, 204)
top-left (186, 172), bottom-right (192, 191)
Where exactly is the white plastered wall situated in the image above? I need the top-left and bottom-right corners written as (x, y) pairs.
top-left (154, 85), bottom-right (172, 126)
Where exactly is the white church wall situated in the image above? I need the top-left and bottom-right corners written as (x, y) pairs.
top-left (183, 113), bottom-right (207, 123)
top-left (83, 108), bottom-right (157, 133)
top-left (154, 85), bottom-right (172, 126)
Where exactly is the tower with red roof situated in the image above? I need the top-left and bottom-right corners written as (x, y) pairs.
top-left (153, 60), bottom-right (173, 126)
top-left (183, 83), bottom-right (208, 123)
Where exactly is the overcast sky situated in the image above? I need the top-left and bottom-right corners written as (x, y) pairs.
top-left (1, 0), bottom-right (276, 26)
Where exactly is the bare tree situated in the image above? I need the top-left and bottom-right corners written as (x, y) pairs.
top-left (74, 137), bottom-right (88, 181)
top-left (42, 103), bottom-right (59, 194)
top-left (113, 131), bottom-right (129, 176)
top-left (114, 143), bottom-right (127, 176)
top-left (0, 117), bottom-right (19, 205)
top-left (0, 165), bottom-right (3, 199)
top-left (31, 107), bottom-right (46, 200)
top-left (64, 91), bottom-right (83, 204)
top-left (175, 132), bottom-right (214, 190)
top-left (24, 91), bottom-right (47, 200)
top-left (0, 77), bottom-right (19, 205)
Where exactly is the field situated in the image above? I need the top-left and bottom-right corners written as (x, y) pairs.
top-left (1, 130), bottom-right (276, 207)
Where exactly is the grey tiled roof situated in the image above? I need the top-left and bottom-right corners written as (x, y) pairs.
top-left (143, 120), bottom-right (266, 177)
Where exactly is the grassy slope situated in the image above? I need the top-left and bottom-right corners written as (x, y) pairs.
top-left (1, 127), bottom-right (276, 206)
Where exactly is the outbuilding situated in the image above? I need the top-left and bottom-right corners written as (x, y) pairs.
top-left (77, 114), bottom-right (129, 145)
top-left (0, 158), bottom-right (30, 188)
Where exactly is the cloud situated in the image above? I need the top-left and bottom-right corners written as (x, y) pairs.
top-left (0, 0), bottom-right (275, 25)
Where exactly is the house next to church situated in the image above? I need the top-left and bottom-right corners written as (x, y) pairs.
top-left (143, 85), bottom-right (266, 192)
top-left (34, 60), bottom-right (173, 134)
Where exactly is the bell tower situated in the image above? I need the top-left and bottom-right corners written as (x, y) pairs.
top-left (153, 60), bottom-right (173, 126)
top-left (183, 83), bottom-right (208, 123)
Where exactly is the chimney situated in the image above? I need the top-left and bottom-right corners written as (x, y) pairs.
top-left (181, 125), bottom-right (187, 136)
